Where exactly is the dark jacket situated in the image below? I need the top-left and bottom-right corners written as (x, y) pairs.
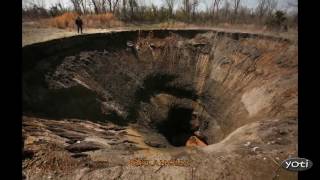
top-left (75, 18), bottom-right (83, 26)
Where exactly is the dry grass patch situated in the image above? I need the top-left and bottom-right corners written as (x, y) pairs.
top-left (45, 12), bottom-right (124, 29)
top-left (23, 143), bottom-right (82, 176)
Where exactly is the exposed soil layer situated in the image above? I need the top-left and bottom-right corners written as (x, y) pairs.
top-left (23, 29), bottom-right (297, 179)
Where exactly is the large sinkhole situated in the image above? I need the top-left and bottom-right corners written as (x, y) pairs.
top-left (22, 29), bottom-right (297, 147)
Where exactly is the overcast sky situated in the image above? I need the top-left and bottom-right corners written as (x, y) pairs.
top-left (22, 0), bottom-right (297, 12)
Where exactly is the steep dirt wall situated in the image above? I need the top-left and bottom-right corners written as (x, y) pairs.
top-left (23, 30), bottom-right (297, 145)
top-left (22, 29), bottom-right (297, 180)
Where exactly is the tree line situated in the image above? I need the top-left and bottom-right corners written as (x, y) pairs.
top-left (22, 0), bottom-right (297, 30)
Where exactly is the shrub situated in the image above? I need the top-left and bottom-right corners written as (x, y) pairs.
top-left (46, 12), bottom-right (123, 29)
top-left (265, 10), bottom-right (288, 31)
top-left (49, 12), bottom-right (78, 29)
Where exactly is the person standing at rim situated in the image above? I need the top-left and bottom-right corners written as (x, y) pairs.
top-left (75, 16), bottom-right (83, 34)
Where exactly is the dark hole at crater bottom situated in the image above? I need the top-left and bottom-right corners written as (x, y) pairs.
top-left (156, 107), bottom-right (195, 147)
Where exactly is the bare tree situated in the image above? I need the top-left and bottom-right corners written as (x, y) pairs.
top-left (182, 0), bottom-right (198, 20)
top-left (70, 0), bottom-right (82, 14)
top-left (163, 0), bottom-right (177, 17)
top-left (106, 0), bottom-right (120, 12)
top-left (79, 0), bottom-right (88, 14)
top-left (212, 0), bottom-right (223, 16)
top-left (122, 0), bottom-right (127, 18)
top-left (101, 0), bottom-right (107, 13)
top-left (219, 0), bottom-right (231, 20)
top-left (33, 0), bottom-right (46, 8)
top-left (72, 0), bottom-right (109, 14)
top-left (183, 0), bottom-right (191, 18)
top-left (113, 0), bottom-right (121, 12)
top-left (256, 0), bottom-right (267, 18)
top-left (190, 0), bottom-right (199, 18)
top-left (49, 1), bottom-right (67, 16)
top-left (232, 0), bottom-right (241, 16)
top-left (89, 0), bottom-right (108, 14)
top-left (23, 0), bottom-right (49, 18)
top-left (265, 0), bottom-right (277, 17)
top-left (128, 0), bottom-right (138, 19)
top-left (256, 0), bottom-right (277, 19)
top-left (57, 1), bottom-right (66, 12)
top-left (24, 0), bottom-right (46, 9)
top-left (91, 0), bottom-right (99, 13)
